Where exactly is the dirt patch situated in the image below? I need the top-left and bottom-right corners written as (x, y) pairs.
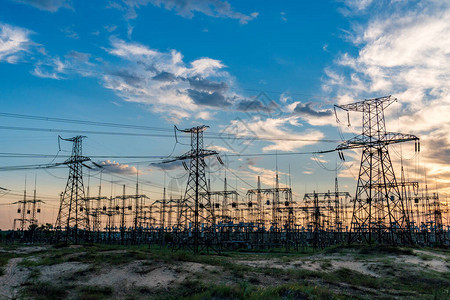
top-left (0, 258), bottom-right (30, 299)
top-left (85, 260), bottom-right (180, 289)
top-left (39, 262), bottom-right (92, 282)
top-left (8, 246), bottom-right (48, 254)
top-left (236, 259), bottom-right (287, 270)
top-left (326, 260), bottom-right (379, 277)
top-left (83, 260), bottom-right (221, 292)
top-left (182, 262), bottom-right (218, 273)
top-left (396, 255), bottom-right (449, 273)
top-left (413, 249), bottom-right (448, 260)
top-left (236, 258), bottom-right (379, 277)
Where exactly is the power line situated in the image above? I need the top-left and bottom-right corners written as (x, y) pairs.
top-left (0, 125), bottom-right (341, 143)
top-left (0, 152), bottom-right (168, 159)
top-left (0, 149), bottom-right (336, 159)
top-left (0, 112), bottom-right (174, 132)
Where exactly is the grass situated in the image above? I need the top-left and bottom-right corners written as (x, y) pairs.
top-left (21, 282), bottom-right (68, 300)
top-left (174, 282), bottom-right (342, 300)
top-left (323, 243), bottom-right (415, 256)
top-left (77, 286), bottom-right (113, 300)
top-left (320, 260), bottom-right (333, 270)
top-left (394, 270), bottom-right (450, 297)
top-left (323, 268), bottom-right (383, 289)
top-left (357, 245), bottom-right (414, 256)
top-left (2, 242), bottom-right (449, 299)
top-left (0, 252), bottom-right (16, 275)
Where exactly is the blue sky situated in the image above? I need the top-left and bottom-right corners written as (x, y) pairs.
top-left (0, 0), bottom-right (449, 228)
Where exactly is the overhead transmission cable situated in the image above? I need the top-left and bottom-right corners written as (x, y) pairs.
top-left (0, 124), bottom-right (341, 143)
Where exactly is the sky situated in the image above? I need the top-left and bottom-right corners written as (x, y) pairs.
top-left (0, 0), bottom-right (449, 229)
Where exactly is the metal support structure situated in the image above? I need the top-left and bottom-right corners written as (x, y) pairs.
top-left (55, 136), bottom-right (90, 243)
top-left (159, 125), bottom-right (222, 253)
top-left (335, 96), bottom-right (419, 245)
top-left (303, 190), bottom-right (351, 247)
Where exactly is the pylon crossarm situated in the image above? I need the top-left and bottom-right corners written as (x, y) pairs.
top-left (335, 95), bottom-right (396, 112)
top-left (177, 150), bottom-right (219, 160)
top-left (247, 187), bottom-right (291, 195)
top-left (382, 132), bottom-right (419, 143)
top-left (336, 133), bottom-right (419, 151)
top-left (63, 156), bottom-right (91, 165)
top-left (154, 150), bottom-right (219, 165)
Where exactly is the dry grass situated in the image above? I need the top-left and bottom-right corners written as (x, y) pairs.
top-left (0, 243), bottom-right (448, 299)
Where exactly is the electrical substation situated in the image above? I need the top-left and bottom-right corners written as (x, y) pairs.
top-left (2, 96), bottom-right (449, 251)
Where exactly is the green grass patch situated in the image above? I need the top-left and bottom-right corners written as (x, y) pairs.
top-left (21, 282), bottom-right (68, 300)
top-left (323, 268), bottom-right (384, 289)
top-left (77, 285), bottom-right (113, 300)
top-left (358, 245), bottom-right (414, 256)
top-left (323, 243), bottom-right (416, 257)
top-left (0, 252), bottom-right (16, 276)
top-left (174, 282), bottom-right (343, 300)
top-left (394, 270), bottom-right (450, 296)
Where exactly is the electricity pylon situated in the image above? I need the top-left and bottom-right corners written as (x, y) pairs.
top-left (13, 177), bottom-right (43, 232)
top-left (158, 125), bottom-right (222, 253)
top-left (55, 136), bottom-right (90, 243)
top-left (335, 96), bottom-right (419, 245)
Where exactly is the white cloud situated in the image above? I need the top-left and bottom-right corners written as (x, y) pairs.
top-left (0, 23), bottom-right (32, 62)
top-left (248, 165), bottom-right (288, 187)
top-left (12, 0), bottom-right (72, 12)
top-left (346, 0), bottom-right (373, 11)
top-left (325, 0), bottom-right (450, 193)
top-left (225, 116), bottom-right (325, 152)
top-left (328, 2), bottom-right (450, 102)
top-left (98, 160), bottom-right (141, 175)
top-left (288, 101), bottom-right (336, 126)
top-left (196, 111), bottom-right (216, 120)
top-left (31, 49), bottom-right (95, 79)
top-left (60, 25), bottom-right (78, 39)
top-left (339, 0), bottom-right (374, 16)
top-left (108, 39), bottom-right (159, 57)
top-left (112, 0), bottom-right (259, 24)
top-left (32, 57), bottom-right (66, 79)
top-left (103, 38), bottom-right (236, 121)
top-left (311, 156), bottom-right (327, 164)
top-left (208, 145), bottom-right (237, 154)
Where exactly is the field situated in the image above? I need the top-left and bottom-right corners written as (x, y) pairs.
top-left (0, 243), bottom-right (448, 299)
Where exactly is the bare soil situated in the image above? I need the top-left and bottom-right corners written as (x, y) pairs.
top-left (0, 244), bottom-right (448, 299)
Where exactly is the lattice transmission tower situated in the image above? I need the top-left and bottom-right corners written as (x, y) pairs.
top-left (160, 125), bottom-right (221, 253)
top-left (335, 96), bottom-right (419, 245)
top-left (55, 136), bottom-right (91, 243)
top-left (13, 176), bottom-right (43, 232)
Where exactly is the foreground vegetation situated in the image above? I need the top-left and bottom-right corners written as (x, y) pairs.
top-left (0, 242), bottom-right (448, 299)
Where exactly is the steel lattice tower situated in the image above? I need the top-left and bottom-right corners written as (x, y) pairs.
top-left (173, 125), bottom-right (220, 253)
top-left (335, 96), bottom-right (419, 245)
top-left (55, 136), bottom-right (90, 243)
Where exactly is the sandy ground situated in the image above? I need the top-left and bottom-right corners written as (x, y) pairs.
top-left (236, 256), bottom-right (380, 277)
top-left (0, 245), bottom-right (448, 299)
top-left (0, 258), bottom-right (29, 299)
top-left (236, 250), bottom-right (449, 278)
top-left (85, 261), bottom-right (181, 289)
top-left (84, 260), bottom-right (221, 291)
top-left (39, 262), bottom-right (92, 282)
top-left (397, 255), bottom-right (449, 273)
top-left (0, 246), bottom-right (46, 255)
